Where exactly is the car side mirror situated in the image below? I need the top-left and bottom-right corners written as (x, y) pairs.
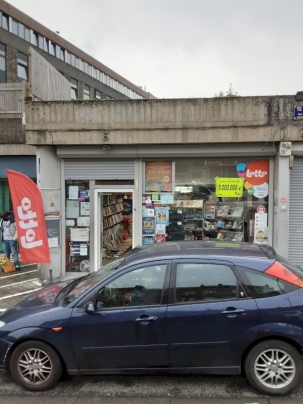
top-left (85, 302), bottom-right (95, 315)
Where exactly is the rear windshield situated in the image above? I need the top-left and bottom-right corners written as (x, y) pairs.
top-left (276, 254), bottom-right (303, 279)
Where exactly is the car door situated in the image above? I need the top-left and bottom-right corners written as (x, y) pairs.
top-left (71, 261), bottom-right (170, 370)
top-left (167, 259), bottom-right (258, 369)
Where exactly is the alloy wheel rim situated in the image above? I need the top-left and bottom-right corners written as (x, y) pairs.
top-left (254, 348), bottom-right (296, 389)
top-left (17, 348), bottom-right (52, 385)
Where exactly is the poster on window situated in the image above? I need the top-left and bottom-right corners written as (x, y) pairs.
top-left (145, 161), bottom-right (174, 193)
top-left (155, 207), bottom-right (169, 225)
top-left (143, 216), bottom-right (155, 235)
top-left (254, 227), bottom-right (268, 245)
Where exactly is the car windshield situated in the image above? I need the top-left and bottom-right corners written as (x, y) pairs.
top-left (56, 258), bottom-right (124, 307)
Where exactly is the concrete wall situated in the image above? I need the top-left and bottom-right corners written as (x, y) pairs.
top-left (28, 47), bottom-right (71, 101)
top-left (24, 96), bottom-right (302, 146)
top-left (6, 45), bottom-right (17, 83)
top-left (0, 118), bottom-right (24, 143)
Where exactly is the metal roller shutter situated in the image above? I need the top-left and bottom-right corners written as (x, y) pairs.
top-left (289, 157), bottom-right (303, 268)
top-left (64, 159), bottom-right (134, 180)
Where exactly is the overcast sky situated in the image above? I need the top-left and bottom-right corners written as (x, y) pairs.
top-left (7, 0), bottom-right (303, 98)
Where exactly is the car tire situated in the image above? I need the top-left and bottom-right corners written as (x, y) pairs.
top-left (245, 340), bottom-right (303, 396)
top-left (10, 340), bottom-right (62, 391)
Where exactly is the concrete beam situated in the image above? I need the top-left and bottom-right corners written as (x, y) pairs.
top-left (0, 144), bottom-right (36, 155)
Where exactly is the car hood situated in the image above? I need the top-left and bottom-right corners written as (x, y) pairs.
top-left (0, 280), bottom-right (77, 327)
top-left (0, 279), bottom-right (74, 319)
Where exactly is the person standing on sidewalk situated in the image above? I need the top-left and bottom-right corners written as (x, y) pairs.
top-left (0, 210), bottom-right (20, 270)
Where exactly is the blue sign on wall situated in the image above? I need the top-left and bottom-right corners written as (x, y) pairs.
top-left (294, 105), bottom-right (303, 120)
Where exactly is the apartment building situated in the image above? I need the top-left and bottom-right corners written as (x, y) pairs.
top-left (0, 0), bottom-right (152, 231)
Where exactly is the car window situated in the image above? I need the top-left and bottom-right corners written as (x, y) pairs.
top-left (175, 263), bottom-right (238, 303)
top-left (58, 258), bottom-right (125, 306)
top-left (236, 266), bottom-right (299, 299)
top-left (96, 264), bottom-right (167, 309)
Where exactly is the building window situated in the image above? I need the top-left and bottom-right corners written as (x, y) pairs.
top-left (0, 43), bottom-right (6, 83)
top-left (83, 84), bottom-right (90, 100)
top-left (71, 78), bottom-right (78, 99)
top-left (18, 23), bottom-right (25, 39)
top-left (32, 32), bottom-right (38, 46)
top-left (80, 59), bottom-right (85, 72)
top-left (17, 52), bottom-right (28, 82)
top-left (38, 35), bottom-right (44, 49)
top-left (44, 38), bottom-right (49, 52)
top-left (95, 90), bottom-right (101, 100)
top-left (2, 13), bottom-right (8, 30)
top-left (71, 54), bottom-right (75, 66)
top-left (60, 48), bottom-right (65, 61)
top-left (75, 57), bottom-right (79, 69)
top-left (25, 27), bottom-right (31, 42)
top-left (12, 19), bottom-right (18, 35)
top-left (55, 44), bottom-right (61, 59)
top-left (50, 42), bottom-right (55, 56)
top-left (66, 52), bottom-right (71, 64)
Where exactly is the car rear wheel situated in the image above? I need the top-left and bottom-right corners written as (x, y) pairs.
top-left (10, 340), bottom-right (62, 391)
top-left (245, 340), bottom-right (303, 396)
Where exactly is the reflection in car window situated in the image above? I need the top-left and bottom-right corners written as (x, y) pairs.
top-left (175, 263), bottom-right (237, 303)
top-left (96, 265), bottom-right (167, 309)
top-left (58, 258), bottom-right (124, 306)
top-left (236, 266), bottom-right (299, 299)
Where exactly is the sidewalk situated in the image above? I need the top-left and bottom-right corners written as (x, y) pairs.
top-left (0, 264), bottom-right (42, 311)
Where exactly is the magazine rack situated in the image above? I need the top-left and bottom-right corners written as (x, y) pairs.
top-left (203, 201), bottom-right (245, 242)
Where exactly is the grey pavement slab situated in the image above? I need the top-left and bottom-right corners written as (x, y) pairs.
top-left (0, 264), bottom-right (41, 310)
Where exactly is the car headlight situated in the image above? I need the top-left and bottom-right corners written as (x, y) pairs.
top-left (0, 321), bottom-right (5, 328)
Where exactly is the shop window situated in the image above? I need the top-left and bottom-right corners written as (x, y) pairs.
top-left (65, 180), bottom-right (90, 273)
top-left (141, 158), bottom-right (270, 246)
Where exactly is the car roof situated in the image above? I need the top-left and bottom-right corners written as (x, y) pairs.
top-left (123, 240), bottom-right (276, 270)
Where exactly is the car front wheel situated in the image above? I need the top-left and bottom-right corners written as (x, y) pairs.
top-left (245, 340), bottom-right (303, 396)
top-left (10, 340), bottom-right (62, 391)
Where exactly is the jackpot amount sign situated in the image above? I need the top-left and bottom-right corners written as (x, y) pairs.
top-left (145, 161), bottom-right (172, 192)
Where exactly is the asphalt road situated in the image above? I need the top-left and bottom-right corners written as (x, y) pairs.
top-left (0, 371), bottom-right (303, 403)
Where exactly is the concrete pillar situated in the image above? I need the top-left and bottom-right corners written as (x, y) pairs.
top-left (273, 150), bottom-right (291, 257)
top-left (36, 146), bottom-right (62, 280)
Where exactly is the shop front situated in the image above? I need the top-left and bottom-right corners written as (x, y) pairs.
top-left (60, 154), bottom-right (273, 277)
top-left (141, 158), bottom-right (272, 247)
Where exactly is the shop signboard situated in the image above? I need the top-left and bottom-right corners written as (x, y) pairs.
top-left (144, 161), bottom-right (174, 192)
top-left (215, 178), bottom-right (244, 198)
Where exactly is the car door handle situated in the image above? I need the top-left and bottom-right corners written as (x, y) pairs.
top-left (135, 316), bottom-right (157, 322)
top-left (222, 308), bottom-right (245, 315)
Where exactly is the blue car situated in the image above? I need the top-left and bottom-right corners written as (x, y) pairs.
top-left (0, 240), bottom-right (303, 395)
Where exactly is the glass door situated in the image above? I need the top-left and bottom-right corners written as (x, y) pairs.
top-left (95, 189), bottom-right (134, 269)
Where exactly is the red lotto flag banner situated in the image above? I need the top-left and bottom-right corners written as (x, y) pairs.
top-left (7, 170), bottom-right (50, 264)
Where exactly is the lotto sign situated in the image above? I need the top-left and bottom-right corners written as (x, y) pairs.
top-left (216, 178), bottom-right (244, 197)
top-left (244, 161), bottom-right (269, 186)
top-left (7, 170), bottom-right (50, 263)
